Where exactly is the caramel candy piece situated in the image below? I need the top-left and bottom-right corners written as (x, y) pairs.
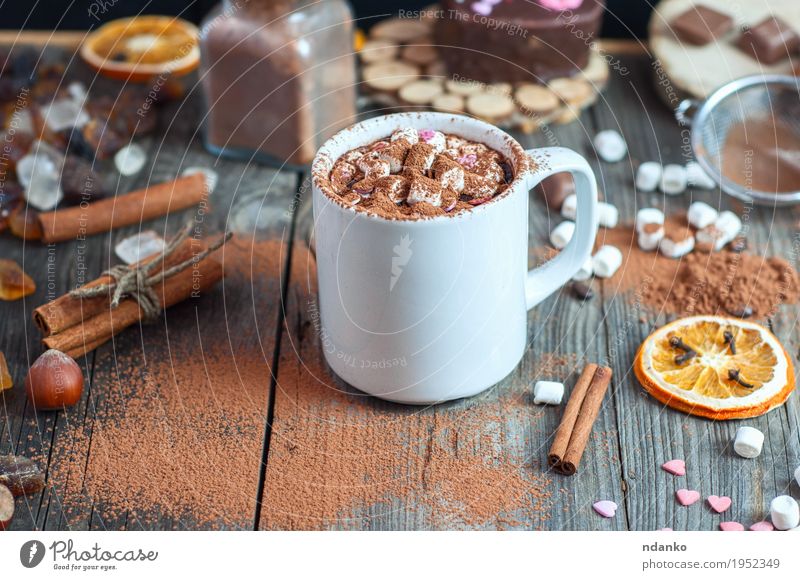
top-left (0, 352), bottom-right (11, 392)
top-left (670, 5), bottom-right (733, 46)
top-left (738, 17), bottom-right (800, 65)
top-left (0, 455), bottom-right (45, 497)
top-left (0, 259), bottom-right (36, 301)
top-left (536, 173), bottom-right (575, 210)
top-left (8, 206), bottom-right (43, 241)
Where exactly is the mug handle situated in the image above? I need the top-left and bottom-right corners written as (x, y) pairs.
top-left (523, 147), bottom-right (599, 311)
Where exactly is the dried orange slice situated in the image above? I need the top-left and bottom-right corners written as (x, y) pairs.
top-left (80, 16), bottom-right (199, 82)
top-left (634, 315), bottom-right (794, 420)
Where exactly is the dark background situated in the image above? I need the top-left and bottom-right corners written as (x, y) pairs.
top-left (0, 0), bottom-right (654, 38)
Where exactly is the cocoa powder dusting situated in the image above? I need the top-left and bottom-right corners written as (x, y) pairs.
top-left (593, 220), bottom-right (799, 318)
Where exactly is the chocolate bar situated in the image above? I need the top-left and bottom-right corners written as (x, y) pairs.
top-left (670, 5), bottom-right (733, 46)
top-left (737, 17), bottom-right (800, 65)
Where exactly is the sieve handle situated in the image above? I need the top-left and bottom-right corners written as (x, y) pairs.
top-left (675, 98), bottom-right (699, 126)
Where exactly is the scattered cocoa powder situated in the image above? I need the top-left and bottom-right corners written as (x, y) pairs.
top-left (592, 221), bottom-right (799, 318)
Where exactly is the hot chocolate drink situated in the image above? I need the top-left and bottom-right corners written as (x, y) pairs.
top-left (319, 128), bottom-right (514, 220)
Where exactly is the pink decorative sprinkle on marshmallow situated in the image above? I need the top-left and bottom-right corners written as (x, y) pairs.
top-left (418, 129), bottom-right (436, 141)
top-left (593, 500), bottom-right (617, 518)
top-left (539, 0), bottom-right (585, 10)
top-left (445, 200), bottom-right (457, 212)
top-left (661, 459), bottom-right (686, 476)
top-left (458, 153), bottom-right (478, 169)
top-left (467, 196), bottom-right (492, 206)
top-left (471, 2), bottom-right (493, 16)
top-left (676, 489), bottom-right (701, 506)
top-left (749, 521), bottom-right (775, 531)
top-left (719, 521), bottom-right (745, 531)
top-left (707, 495), bottom-right (732, 514)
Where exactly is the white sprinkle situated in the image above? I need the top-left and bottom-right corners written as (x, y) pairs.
top-left (533, 381), bottom-right (565, 405)
top-left (592, 245), bottom-right (623, 278)
top-left (770, 495), bottom-right (800, 531)
top-left (660, 164), bottom-right (688, 195)
top-left (561, 193), bottom-right (577, 220)
top-left (114, 143), bottom-right (147, 176)
top-left (550, 221), bottom-right (575, 250)
top-left (733, 426), bottom-right (764, 459)
top-left (598, 201), bottom-right (619, 228)
top-left (687, 201), bottom-right (719, 229)
top-left (572, 258), bottom-right (593, 282)
top-left (182, 166), bottom-right (218, 195)
top-left (659, 234), bottom-right (695, 258)
top-left (635, 208), bottom-right (665, 233)
top-left (594, 130), bottom-right (627, 163)
top-left (636, 162), bottom-right (662, 192)
top-left (687, 161), bottom-right (716, 189)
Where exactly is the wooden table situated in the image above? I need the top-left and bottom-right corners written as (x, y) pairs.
top-left (1, 37), bottom-right (798, 531)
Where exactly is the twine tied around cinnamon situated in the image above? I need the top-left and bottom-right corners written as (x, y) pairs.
top-left (70, 223), bottom-right (232, 322)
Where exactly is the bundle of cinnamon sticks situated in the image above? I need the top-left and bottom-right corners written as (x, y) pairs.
top-left (33, 232), bottom-right (225, 359)
top-left (547, 363), bottom-right (613, 476)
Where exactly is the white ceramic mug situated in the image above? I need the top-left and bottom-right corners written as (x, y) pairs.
top-left (311, 112), bottom-right (598, 404)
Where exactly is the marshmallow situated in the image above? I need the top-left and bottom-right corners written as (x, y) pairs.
top-left (686, 161), bottom-right (716, 189)
top-left (638, 224), bottom-right (665, 251)
top-left (592, 245), bottom-right (623, 278)
top-left (550, 220), bottom-right (575, 250)
top-left (390, 127), bottom-right (419, 146)
top-left (659, 234), bottom-right (695, 258)
top-left (407, 176), bottom-right (443, 207)
top-left (533, 381), bottom-right (565, 405)
top-left (572, 258), bottom-right (593, 282)
top-left (594, 130), bottom-right (627, 162)
top-left (635, 208), bottom-right (665, 233)
top-left (770, 495), bottom-right (800, 531)
top-left (796, 465), bottom-right (800, 487)
top-left (715, 210), bottom-right (743, 241)
top-left (733, 426), bottom-right (764, 458)
top-left (418, 129), bottom-right (446, 153)
top-left (660, 164), bottom-right (688, 195)
top-left (687, 201), bottom-right (719, 229)
top-left (598, 201), bottom-right (619, 228)
top-left (636, 162), bottom-right (662, 192)
top-left (561, 193), bottom-right (577, 220)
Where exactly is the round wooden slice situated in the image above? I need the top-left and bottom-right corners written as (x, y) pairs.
top-left (402, 43), bottom-right (439, 66)
top-left (432, 93), bottom-right (465, 113)
top-left (359, 39), bottom-right (399, 64)
top-left (548, 77), bottom-right (593, 106)
top-left (466, 92), bottom-right (516, 121)
top-left (398, 79), bottom-right (444, 105)
top-left (371, 19), bottom-right (432, 43)
top-left (363, 61), bottom-right (421, 92)
top-left (650, 0), bottom-right (799, 99)
top-left (515, 84), bottom-right (560, 115)
top-left (445, 79), bottom-right (483, 96)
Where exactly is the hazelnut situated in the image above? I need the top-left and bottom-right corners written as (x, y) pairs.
top-left (0, 484), bottom-right (12, 530)
top-left (24, 349), bottom-right (83, 410)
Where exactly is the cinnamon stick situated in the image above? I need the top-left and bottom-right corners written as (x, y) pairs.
top-left (37, 174), bottom-right (206, 243)
top-left (33, 238), bottom-right (201, 336)
top-left (547, 363), bottom-right (597, 468)
top-left (560, 365), bottom-right (613, 476)
top-left (43, 254), bottom-right (222, 358)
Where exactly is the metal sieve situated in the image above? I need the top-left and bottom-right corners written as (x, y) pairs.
top-left (675, 74), bottom-right (800, 206)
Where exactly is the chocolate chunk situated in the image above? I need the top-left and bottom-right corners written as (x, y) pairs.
top-left (536, 173), bottom-right (575, 211)
top-left (572, 281), bottom-right (595, 300)
top-left (670, 5), bottom-right (733, 46)
top-left (737, 17), bottom-right (800, 65)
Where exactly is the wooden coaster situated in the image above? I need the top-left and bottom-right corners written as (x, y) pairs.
top-left (649, 0), bottom-right (799, 100)
top-left (357, 14), bottom-right (609, 133)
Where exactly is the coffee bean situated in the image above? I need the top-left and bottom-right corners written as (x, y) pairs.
top-left (572, 281), bottom-right (594, 299)
top-left (728, 305), bottom-right (753, 319)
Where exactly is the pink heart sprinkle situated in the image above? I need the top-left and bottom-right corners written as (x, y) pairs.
top-left (593, 500), bottom-right (617, 518)
top-left (676, 489), bottom-right (701, 506)
top-left (540, 0), bottom-right (585, 10)
top-left (471, 2), bottom-right (493, 16)
top-left (661, 459), bottom-right (686, 476)
top-left (720, 521), bottom-right (745, 531)
top-left (707, 495), bottom-right (732, 513)
top-left (749, 521), bottom-right (774, 531)
top-left (418, 129), bottom-right (436, 141)
top-left (457, 153), bottom-right (477, 169)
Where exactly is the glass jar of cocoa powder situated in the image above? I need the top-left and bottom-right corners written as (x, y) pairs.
top-left (199, 0), bottom-right (357, 167)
